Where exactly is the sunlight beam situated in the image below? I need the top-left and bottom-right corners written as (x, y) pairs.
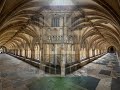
top-left (50, 0), bottom-right (74, 6)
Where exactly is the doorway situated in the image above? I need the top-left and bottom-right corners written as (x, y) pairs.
top-left (107, 46), bottom-right (116, 53)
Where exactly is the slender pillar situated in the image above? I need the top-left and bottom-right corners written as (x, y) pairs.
top-left (25, 49), bottom-right (28, 58)
top-left (61, 15), bottom-right (66, 76)
top-left (92, 49), bottom-right (95, 57)
top-left (31, 48), bottom-right (35, 60)
top-left (20, 49), bottom-right (22, 56)
top-left (86, 48), bottom-right (89, 58)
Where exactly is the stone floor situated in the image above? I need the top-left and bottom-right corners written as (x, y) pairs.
top-left (68, 53), bottom-right (120, 90)
top-left (0, 54), bottom-right (45, 90)
top-left (0, 53), bottom-right (120, 90)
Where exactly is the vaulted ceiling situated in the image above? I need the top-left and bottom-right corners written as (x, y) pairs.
top-left (0, 0), bottom-right (120, 51)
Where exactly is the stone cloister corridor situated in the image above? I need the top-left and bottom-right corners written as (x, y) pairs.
top-left (0, 0), bottom-right (120, 90)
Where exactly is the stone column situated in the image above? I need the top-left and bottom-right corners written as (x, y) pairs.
top-left (61, 52), bottom-right (66, 76)
top-left (116, 50), bottom-right (120, 67)
top-left (20, 49), bottom-right (22, 56)
top-left (75, 44), bottom-right (80, 62)
top-left (61, 15), bottom-right (66, 76)
top-left (25, 49), bottom-right (28, 58)
top-left (31, 49), bottom-right (35, 60)
top-left (86, 48), bottom-right (89, 58)
top-left (92, 49), bottom-right (95, 57)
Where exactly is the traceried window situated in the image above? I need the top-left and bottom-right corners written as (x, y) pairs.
top-left (51, 17), bottom-right (60, 27)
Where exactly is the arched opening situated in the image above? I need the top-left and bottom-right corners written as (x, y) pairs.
top-left (0, 48), bottom-right (3, 53)
top-left (107, 46), bottom-right (116, 53)
top-left (0, 46), bottom-right (7, 53)
top-left (1, 0), bottom-right (120, 76)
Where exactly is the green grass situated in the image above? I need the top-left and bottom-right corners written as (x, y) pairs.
top-left (28, 76), bottom-right (100, 90)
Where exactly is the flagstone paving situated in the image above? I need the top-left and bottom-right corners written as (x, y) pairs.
top-left (68, 53), bottom-right (120, 90)
top-left (0, 54), bottom-right (45, 90)
top-left (0, 53), bottom-right (120, 90)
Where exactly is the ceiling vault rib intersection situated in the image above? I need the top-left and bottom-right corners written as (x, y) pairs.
top-left (0, 0), bottom-right (120, 52)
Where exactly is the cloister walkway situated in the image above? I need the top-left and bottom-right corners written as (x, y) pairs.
top-left (0, 53), bottom-right (120, 90)
top-left (0, 54), bottom-right (45, 90)
top-left (68, 53), bottom-right (120, 90)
